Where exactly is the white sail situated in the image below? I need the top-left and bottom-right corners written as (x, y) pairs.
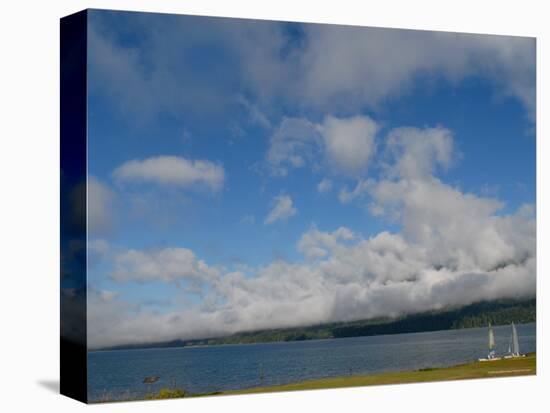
top-left (479, 322), bottom-right (501, 361)
top-left (489, 323), bottom-right (495, 350)
top-left (512, 322), bottom-right (520, 355)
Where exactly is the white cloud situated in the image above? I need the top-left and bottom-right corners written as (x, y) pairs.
top-left (99, 289), bottom-right (119, 302)
top-left (317, 178), bottom-right (333, 194)
top-left (368, 202), bottom-right (385, 217)
top-left (88, 239), bottom-right (110, 256)
top-left (266, 117), bottom-right (320, 176)
top-left (90, 15), bottom-right (535, 123)
top-left (266, 115), bottom-right (377, 178)
top-left (385, 127), bottom-right (455, 179)
top-left (88, 202), bottom-right (535, 348)
top-left (88, 16), bottom-right (266, 121)
top-left (113, 156), bottom-right (225, 192)
top-left (111, 247), bottom-right (219, 284)
top-left (264, 194), bottom-right (298, 225)
top-left (339, 179), bottom-right (373, 204)
top-left (88, 176), bottom-right (116, 235)
top-left (298, 226), bottom-right (356, 260)
top-left (236, 95), bottom-right (271, 128)
top-left (88, 239), bottom-right (111, 269)
top-left (293, 26), bottom-right (535, 119)
top-left (370, 177), bottom-right (533, 273)
top-left (319, 115), bottom-right (378, 176)
top-left (368, 125), bottom-right (532, 272)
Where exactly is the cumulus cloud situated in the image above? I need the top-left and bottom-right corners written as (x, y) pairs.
top-left (339, 179), bottom-right (373, 204)
top-left (113, 156), bottom-right (225, 192)
top-left (266, 117), bottom-right (321, 176)
top-left (317, 178), bottom-right (333, 194)
top-left (318, 115), bottom-right (378, 176)
top-left (88, 176), bottom-right (116, 235)
top-left (88, 239), bottom-right (111, 269)
top-left (266, 115), bottom-right (377, 178)
top-left (264, 194), bottom-right (298, 225)
top-left (111, 247), bottom-right (219, 284)
top-left (298, 226), bottom-right (356, 260)
top-left (294, 26), bottom-right (535, 119)
top-left (367, 125), bottom-right (533, 273)
top-left (385, 126), bottom-right (455, 179)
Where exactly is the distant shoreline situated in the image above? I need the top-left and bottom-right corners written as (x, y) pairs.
top-left (90, 323), bottom-right (537, 354)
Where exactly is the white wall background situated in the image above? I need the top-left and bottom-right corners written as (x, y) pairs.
top-left (0, 1), bottom-right (547, 412)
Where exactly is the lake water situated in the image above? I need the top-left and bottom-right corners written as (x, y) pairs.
top-left (88, 323), bottom-right (536, 402)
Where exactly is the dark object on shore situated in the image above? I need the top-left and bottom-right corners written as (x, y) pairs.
top-left (143, 376), bottom-right (160, 384)
top-left (147, 388), bottom-right (186, 400)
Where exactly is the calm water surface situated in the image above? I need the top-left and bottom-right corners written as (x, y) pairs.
top-left (88, 323), bottom-right (536, 401)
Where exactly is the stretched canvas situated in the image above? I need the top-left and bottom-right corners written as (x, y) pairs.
top-left (60, 9), bottom-right (537, 404)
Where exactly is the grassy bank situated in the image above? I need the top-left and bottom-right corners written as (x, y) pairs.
top-left (224, 353), bottom-right (536, 395)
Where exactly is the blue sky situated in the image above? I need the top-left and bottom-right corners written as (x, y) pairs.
top-left (85, 9), bottom-right (535, 348)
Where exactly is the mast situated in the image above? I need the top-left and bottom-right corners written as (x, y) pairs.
top-left (512, 322), bottom-right (520, 355)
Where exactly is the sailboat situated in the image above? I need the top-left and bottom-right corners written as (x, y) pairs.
top-left (479, 323), bottom-right (502, 361)
top-left (503, 322), bottom-right (525, 359)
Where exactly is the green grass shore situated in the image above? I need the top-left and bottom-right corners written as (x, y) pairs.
top-left (223, 353), bottom-right (536, 395)
top-left (99, 353), bottom-right (535, 402)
